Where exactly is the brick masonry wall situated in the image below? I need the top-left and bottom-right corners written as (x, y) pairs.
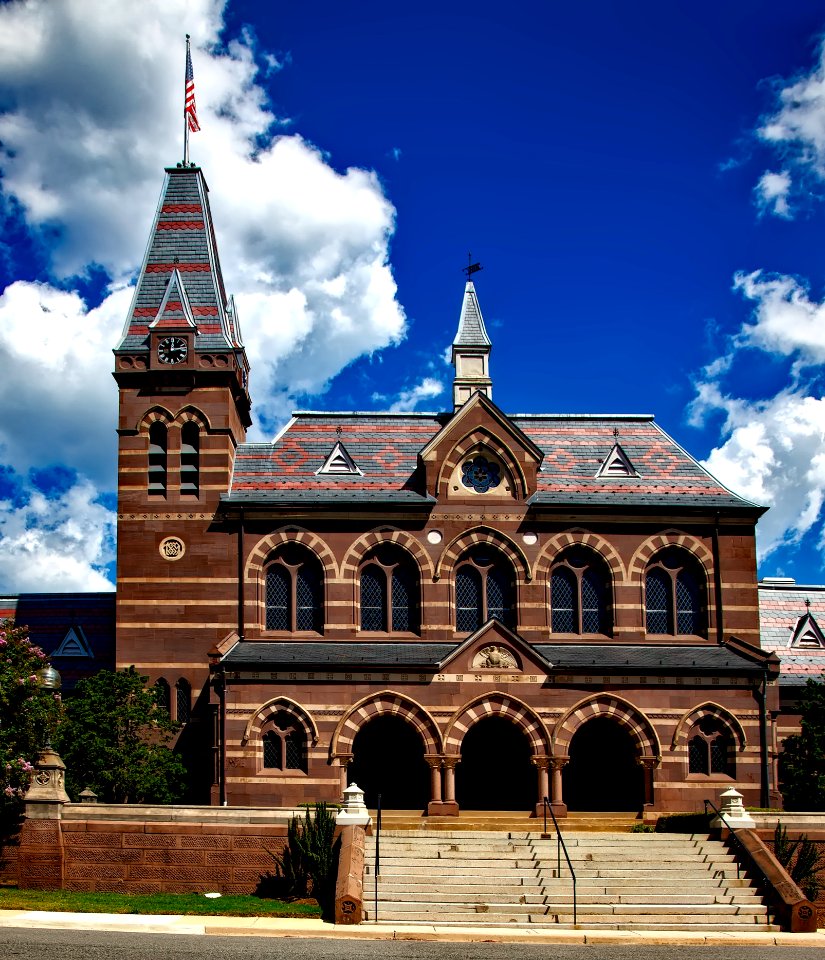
top-left (59, 819), bottom-right (286, 895)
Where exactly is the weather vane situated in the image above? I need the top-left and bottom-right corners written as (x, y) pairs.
top-left (463, 252), bottom-right (482, 281)
top-left (335, 426), bottom-right (343, 437)
top-left (613, 427), bottom-right (620, 439)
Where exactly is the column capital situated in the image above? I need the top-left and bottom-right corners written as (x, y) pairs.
top-left (424, 754), bottom-right (444, 770)
top-left (637, 755), bottom-right (659, 770)
top-left (550, 756), bottom-right (570, 771)
top-left (531, 755), bottom-right (551, 770)
top-left (442, 756), bottom-right (460, 770)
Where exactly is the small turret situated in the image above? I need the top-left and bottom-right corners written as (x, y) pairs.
top-left (451, 279), bottom-right (492, 409)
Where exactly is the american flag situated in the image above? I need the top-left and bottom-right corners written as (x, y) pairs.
top-left (185, 43), bottom-right (200, 133)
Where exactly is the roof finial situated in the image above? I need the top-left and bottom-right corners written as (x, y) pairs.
top-left (806, 597), bottom-right (811, 610)
top-left (335, 425), bottom-right (342, 437)
top-left (613, 426), bottom-right (620, 440)
top-left (463, 252), bottom-right (482, 282)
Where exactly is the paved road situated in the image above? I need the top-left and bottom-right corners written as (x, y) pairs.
top-left (1, 929), bottom-right (824, 960)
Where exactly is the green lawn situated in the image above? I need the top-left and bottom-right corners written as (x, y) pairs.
top-left (0, 886), bottom-right (322, 918)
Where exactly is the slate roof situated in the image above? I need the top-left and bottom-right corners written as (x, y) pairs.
top-left (225, 411), bottom-right (761, 511)
top-left (452, 280), bottom-right (490, 349)
top-left (116, 166), bottom-right (239, 353)
top-left (759, 582), bottom-right (825, 685)
top-left (221, 640), bottom-right (764, 675)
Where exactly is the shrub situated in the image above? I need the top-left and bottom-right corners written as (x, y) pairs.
top-left (654, 811), bottom-right (713, 833)
top-left (773, 821), bottom-right (825, 902)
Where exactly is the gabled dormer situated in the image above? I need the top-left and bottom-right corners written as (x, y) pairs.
top-left (419, 391), bottom-right (544, 500)
top-left (452, 280), bottom-right (492, 409)
top-left (595, 441), bottom-right (639, 478)
top-left (790, 609), bottom-right (825, 648)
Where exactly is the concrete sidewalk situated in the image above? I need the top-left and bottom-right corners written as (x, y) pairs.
top-left (0, 910), bottom-right (823, 946)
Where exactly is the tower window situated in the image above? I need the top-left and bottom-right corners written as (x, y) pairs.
top-left (265, 545), bottom-right (324, 633)
top-left (455, 549), bottom-right (515, 632)
top-left (645, 548), bottom-right (706, 636)
top-left (550, 547), bottom-right (612, 635)
top-left (359, 546), bottom-right (419, 633)
top-left (180, 422), bottom-right (200, 496)
top-left (154, 678), bottom-right (171, 714)
top-left (175, 677), bottom-right (191, 724)
top-left (148, 421), bottom-right (167, 496)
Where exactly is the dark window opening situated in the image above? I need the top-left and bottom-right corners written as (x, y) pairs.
top-left (455, 549), bottom-right (515, 632)
top-left (265, 546), bottom-right (323, 633)
top-left (176, 677), bottom-right (191, 724)
top-left (359, 546), bottom-right (419, 633)
top-left (645, 548), bottom-right (706, 637)
top-left (688, 716), bottom-right (734, 776)
top-left (180, 422), bottom-right (200, 496)
top-left (262, 710), bottom-right (306, 772)
top-left (550, 547), bottom-right (611, 635)
top-left (148, 421), bottom-right (167, 496)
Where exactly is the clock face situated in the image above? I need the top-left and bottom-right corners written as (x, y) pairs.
top-left (157, 336), bottom-right (188, 364)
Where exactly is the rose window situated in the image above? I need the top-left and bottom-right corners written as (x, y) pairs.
top-left (461, 456), bottom-right (501, 493)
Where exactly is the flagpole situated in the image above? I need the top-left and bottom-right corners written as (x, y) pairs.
top-left (183, 34), bottom-right (191, 165)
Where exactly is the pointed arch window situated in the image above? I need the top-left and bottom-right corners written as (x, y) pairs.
top-left (645, 548), bottom-right (706, 637)
top-left (359, 546), bottom-right (420, 633)
top-left (262, 710), bottom-right (307, 772)
top-left (455, 548), bottom-right (515, 632)
top-left (265, 545), bottom-right (324, 633)
top-left (175, 677), bottom-right (191, 724)
top-left (550, 547), bottom-right (612, 635)
top-left (180, 422), bottom-right (200, 496)
top-left (154, 678), bottom-right (171, 714)
top-left (688, 716), bottom-right (734, 776)
top-left (148, 421), bottom-right (167, 495)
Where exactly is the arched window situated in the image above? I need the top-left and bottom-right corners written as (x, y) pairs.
top-left (175, 677), bottom-right (191, 724)
top-left (180, 422), bottom-right (200, 496)
top-left (550, 547), bottom-right (612, 635)
top-left (148, 421), bottom-right (167, 495)
top-left (265, 545), bottom-right (324, 633)
top-left (154, 678), bottom-right (171, 714)
top-left (359, 546), bottom-right (420, 633)
top-left (688, 716), bottom-right (734, 776)
top-left (262, 710), bottom-right (307, 772)
top-left (455, 548), bottom-right (515, 632)
top-left (645, 548), bottom-right (706, 636)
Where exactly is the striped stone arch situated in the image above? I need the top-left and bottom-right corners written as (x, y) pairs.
top-left (435, 526), bottom-right (531, 582)
top-left (671, 702), bottom-right (747, 753)
top-left (330, 691), bottom-right (443, 757)
top-left (175, 405), bottom-right (211, 430)
top-left (137, 405), bottom-right (174, 433)
top-left (552, 694), bottom-right (661, 760)
top-left (628, 530), bottom-right (713, 582)
top-left (244, 527), bottom-right (338, 581)
top-left (534, 529), bottom-right (626, 583)
top-left (437, 427), bottom-right (529, 499)
top-left (443, 692), bottom-right (550, 757)
top-left (340, 527), bottom-right (434, 581)
top-left (242, 696), bottom-right (319, 746)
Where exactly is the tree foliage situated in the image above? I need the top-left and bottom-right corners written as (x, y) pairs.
top-left (54, 666), bottom-right (187, 803)
top-left (0, 620), bottom-right (62, 823)
top-left (779, 676), bottom-right (825, 811)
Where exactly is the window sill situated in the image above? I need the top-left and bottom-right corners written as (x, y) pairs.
top-left (685, 773), bottom-right (735, 781)
top-left (257, 769), bottom-right (309, 778)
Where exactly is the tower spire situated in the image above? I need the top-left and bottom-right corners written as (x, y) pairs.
top-left (451, 259), bottom-right (492, 409)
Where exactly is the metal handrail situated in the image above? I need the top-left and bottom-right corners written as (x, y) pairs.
top-left (543, 796), bottom-right (577, 926)
top-left (703, 797), bottom-right (768, 887)
top-left (374, 793), bottom-right (381, 922)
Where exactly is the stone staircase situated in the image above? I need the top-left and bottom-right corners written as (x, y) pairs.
top-left (363, 830), bottom-right (779, 931)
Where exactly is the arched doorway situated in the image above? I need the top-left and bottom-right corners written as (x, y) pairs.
top-left (455, 715), bottom-right (534, 810)
top-left (562, 716), bottom-right (643, 811)
top-left (348, 714), bottom-right (429, 810)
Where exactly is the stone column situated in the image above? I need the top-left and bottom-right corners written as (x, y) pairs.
top-left (549, 757), bottom-right (569, 818)
top-left (532, 756), bottom-right (550, 817)
top-left (639, 756), bottom-right (657, 809)
top-left (336, 754), bottom-right (353, 801)
top-left (426, 755), bottom-right (456, 816)
top-left (19, 746), bottom-right (69, 890)
top-left (429, 757), bottom-right (459, 816)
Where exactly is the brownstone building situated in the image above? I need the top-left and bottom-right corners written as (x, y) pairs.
top-left (111, 161), bottom-right (782, 816)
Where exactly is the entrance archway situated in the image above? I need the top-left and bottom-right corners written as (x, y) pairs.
top-left (455, 715), bottom-right (534, 810)
top-left (562, 716), bottom-right (643, 811)
top-left (348, 714), bottom-right (429, 810)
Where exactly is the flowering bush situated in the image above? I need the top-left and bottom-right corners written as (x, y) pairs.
top-left (0, 620), bottom-right (63, 828)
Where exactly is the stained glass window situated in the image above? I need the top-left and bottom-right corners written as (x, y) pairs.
top-left (461, 455), bottom-right (502, 493)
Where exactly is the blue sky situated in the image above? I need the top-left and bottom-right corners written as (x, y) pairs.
top-left (2, 0), bottom-right (825, 590)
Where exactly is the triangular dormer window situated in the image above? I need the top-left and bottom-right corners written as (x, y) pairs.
top-left (149, 268), bottom-right (197, 330)
top-left (51, 625), bottom-right (93, 658)
top-left (595, 442), bottom-right (638, 478)
top-left (317, 441), bottom-right (361, 476)
top-left (790, 611), bottom-right (825, 648)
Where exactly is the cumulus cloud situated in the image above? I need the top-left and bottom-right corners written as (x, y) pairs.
top-left (0, 478), bottom-right (115, 592)
top-left (0, 0), bottom-right (408, 589)
top-left (372, 377), bottom-right (444, 413)
top-left (755, 39), bottom-right (825, 214)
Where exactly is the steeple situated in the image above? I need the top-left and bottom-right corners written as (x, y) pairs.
top-left (451, 279), bottom-right (492, 409)
top-left (115, 165), bottom-right (247, 381)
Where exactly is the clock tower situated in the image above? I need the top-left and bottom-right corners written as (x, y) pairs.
top-left (112, 164), bottom-right (250, 792)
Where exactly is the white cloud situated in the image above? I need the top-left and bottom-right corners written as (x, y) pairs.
top-left (755, 170), bottom-right (792, 217)
top-left (372, 377), bottom-right (444, 413)
top-left (0, 478), bottom-right (116, 592)
top-left (733, 270), bottom-right (825, 369)
top-left (692, 385), bottom-right (825, 559)
top-left (755, 39), bottom-right (825, 214)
